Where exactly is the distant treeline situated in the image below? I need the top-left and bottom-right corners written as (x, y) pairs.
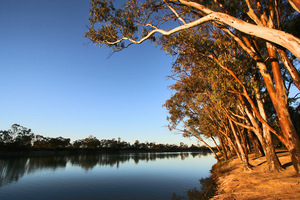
top-left (0, 124), bottom-right (214, 152)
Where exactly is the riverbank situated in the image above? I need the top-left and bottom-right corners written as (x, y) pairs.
top-left (210, 150), bottom-right (300, 199)
top-left (0, 148), bottom-right (212, 158)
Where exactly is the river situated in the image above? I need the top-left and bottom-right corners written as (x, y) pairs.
top-left (0, 152), bottom-right (216, 200)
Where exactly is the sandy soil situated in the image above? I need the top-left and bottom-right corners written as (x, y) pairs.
top-left (211, 150), bottom-right (300, 200)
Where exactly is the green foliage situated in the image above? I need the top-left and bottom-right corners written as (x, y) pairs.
top-left (163, 23), bottom-right (259, 141)
top-left (85, 0), bottom-right (161, 50)
top-left (48, 137), bottom-right (71, 149)
top-left (0, 130), bottom-right (13, 143)
top-left (33, 135), bottom-right (49, 148)
top-left (3, 124), bottom-right (34, 148)
top-left (84, 0), bottom-right (300, 172)
top-left (1, 124), bottom-right (212, 152)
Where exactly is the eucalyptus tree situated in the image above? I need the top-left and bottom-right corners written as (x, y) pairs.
top-left (85, 0), bottom-right (300, 58)
top-left (85, 0), bottom-right (300, 172)
top-left (164, 91), bottom-right (221, 161)
top-left (162, 38), bottom-right (255, 169)
top-left (230, 0), bottom-right (300, 173)
top-left (48, 137), bottom-right (71, 149)
top-left (77, 136), bottom-right (100, 149)
top-left (33, 135), bottom-right (50, 148)
top-left (10, 124), bottom-right (34, 148)
top-left (154, 24), bottom-right (282, 171)
top-left (163, 64), bottom-right (253, 169)
top-left (0, 130), bottom-right (13, 145)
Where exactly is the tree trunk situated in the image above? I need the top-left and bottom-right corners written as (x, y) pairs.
top-left (254, 84), bottom-right (283, 172)
top-left (178, 0), bottom-right (300, 60)
top-left (229, 119), bottom-right (252, 171)
top-left (223, 23), bottom-right (300, 173)
top-left (248, 131), bottom-right (265, 157)
top-left (237, 126), bottom-right (249, 155)
top-left (222, 133), bottom-right (235, 157)
top-left (194, 135), bottom-right (220, 162)
top-left (245, 131), bottom-right (251, 155)
top-left (276, 47), bottom-right (300, 91)
top-left (288, 0), bottom-right (300, 12)
top-left (211, 136), bottom-right (221, 153)
top-left (265, 42), bottom-right (300, 173)
top-left (228, 136), bottom-right (240, 159)
top-left (219, 135), bottom-right (229, 160)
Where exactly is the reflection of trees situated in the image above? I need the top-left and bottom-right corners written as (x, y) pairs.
top-left (0, 158), bottom-right (28, 187)
top-left (69, 153), bottom-right (183, 169)
top-left (0, 152), bottom-right (212, 187)
top-left (27, 156), bottom-right (68, 173)
top-left (0, 156), bottom-right (68, 188)
top-left (180, 152), bottom-right (190, 160)
top-left (190, 152), bottom-right (202, 158)
top-left (70, 154), bottom-right (99, 170)
top-left (172, 177), bottom-right (216, 200)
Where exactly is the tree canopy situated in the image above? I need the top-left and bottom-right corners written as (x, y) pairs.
top-left (0, 124), bottom-right (208, 152)
top-left (85, 0), bottom-right (300, 58)
top-left (85, 0), bottom-right (300, 173)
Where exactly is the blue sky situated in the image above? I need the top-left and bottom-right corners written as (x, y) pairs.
top-left (0, 0), bottom-right (202, 145)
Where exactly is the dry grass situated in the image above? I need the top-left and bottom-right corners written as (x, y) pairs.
top-left (211, 150), bottom-right (300, 200)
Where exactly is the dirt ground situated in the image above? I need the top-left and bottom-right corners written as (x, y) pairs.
top-left (211, 150), bottom-right (300, 200)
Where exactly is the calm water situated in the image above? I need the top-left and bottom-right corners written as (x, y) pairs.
top-left (0, 152), bottom-right (216, 200)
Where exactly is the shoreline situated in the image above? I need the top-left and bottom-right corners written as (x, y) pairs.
top-left (210, 150), bottom-right (300, 199)
top-left (0, 149), bottom-right (211, 158)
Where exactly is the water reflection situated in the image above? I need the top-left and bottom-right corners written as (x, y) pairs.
top-left (172, 177), bottom-right (216, 200)
top-left (0, 152), bottom-right (209, 188)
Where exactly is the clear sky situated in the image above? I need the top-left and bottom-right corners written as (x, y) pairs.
top-left (0, 0), bottom-right (203, 146)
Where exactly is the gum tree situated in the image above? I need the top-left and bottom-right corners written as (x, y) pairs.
top-left (85, 0), bottom-right (300, 173)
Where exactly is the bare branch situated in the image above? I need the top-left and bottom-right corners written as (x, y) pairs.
top-left (164, 0), bottom-right (187, 25)
top-left (244, 0), bottom-right (264, 26)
